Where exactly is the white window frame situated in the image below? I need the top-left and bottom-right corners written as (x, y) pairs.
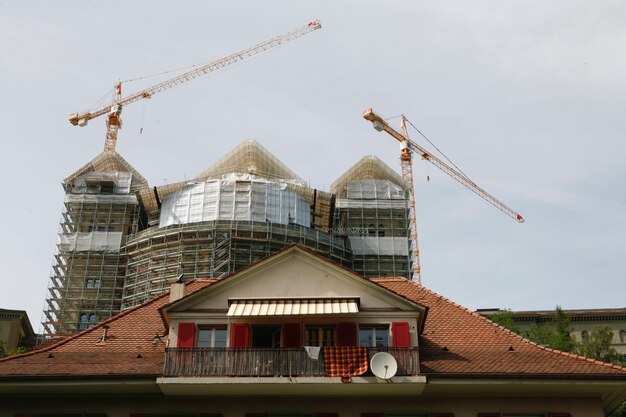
top-left (197, 326), bottom-right (227, 348)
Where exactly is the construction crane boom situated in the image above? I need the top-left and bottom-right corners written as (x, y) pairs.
top-left (363, 108), bottom-right (524, 223)
top-left (69, 20), bottom-right (322, 152)
top-left (363, 108), bottom-right (524, 284)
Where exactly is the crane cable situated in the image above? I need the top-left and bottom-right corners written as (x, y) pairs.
top-left (386, 114), bottom-right (472, 182)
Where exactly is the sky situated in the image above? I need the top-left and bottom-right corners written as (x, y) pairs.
top-left (1, 1), bottom-right (625, 331)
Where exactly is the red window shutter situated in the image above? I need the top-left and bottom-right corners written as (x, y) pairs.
top-left (337, 322), bottom-right (357, 346)
top-left (283, 323), bottom-right (301, 348)
top-left (177, 322), bottom-right (196, 348)
top-left (392, 321), bottom-right (410, 347)
top-left (231, 323), bottom-right (249, 348)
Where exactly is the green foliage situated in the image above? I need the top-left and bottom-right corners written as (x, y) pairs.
top-left (490, 306), bottom-right (578, 354)
top-left (0, 340), bottom-right (27, 358)
top-left (486, 310), bottom-right (523, 334)
top-left (608, 401), bottom-right (626, 417)
top-left (9, 346), bottom-right (26, 356)
top-left (576, 326), bottom-right (622, 364)
top-left (549, 306), bottom-right (578, 352)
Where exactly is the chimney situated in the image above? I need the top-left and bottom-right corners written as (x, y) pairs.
top-left (170, 282), bottom-right (186, 302)
top-left (98, 325), bottom-right (110, 343)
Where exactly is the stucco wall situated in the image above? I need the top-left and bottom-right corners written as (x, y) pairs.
top-left (0, 393), bottom-right (606, 417)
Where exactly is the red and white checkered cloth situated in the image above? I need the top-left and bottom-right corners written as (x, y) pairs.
top-left (323, 346), bottom-right (369, 377)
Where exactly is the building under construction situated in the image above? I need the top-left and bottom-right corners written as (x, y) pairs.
top-left (43, 140), bottom-right (413, 336)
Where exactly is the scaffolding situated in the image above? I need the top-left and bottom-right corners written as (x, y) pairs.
top-left (42, 169), bottom-right (142, 336)
top-left (331, 157), bottom-right (413, 279)
top-left (42, 144), bottom-right (413, 337)
top-left (122, 220), bottom-right (350, 309)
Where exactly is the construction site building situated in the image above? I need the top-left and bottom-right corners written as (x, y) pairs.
top-left (43, 140), bottom-right (411, 336)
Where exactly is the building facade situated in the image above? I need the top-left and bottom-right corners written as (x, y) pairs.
top-left (0, 309), bottom-right (34, 353)
top-left (43, 141), bottom-right (413, 336)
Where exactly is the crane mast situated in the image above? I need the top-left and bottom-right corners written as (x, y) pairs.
top-left (397, 116), bottom-right (422, 283)
top-left (69, 20), bottom-right (322, 152)
top-left (363, 108), bottom-right (524, 283)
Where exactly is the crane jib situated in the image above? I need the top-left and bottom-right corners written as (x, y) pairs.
top-left (362, 108), bottom-right (524, 223)
top-left (69, 20), bottom-right (322, 152)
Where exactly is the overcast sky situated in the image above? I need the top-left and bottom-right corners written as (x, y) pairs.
top-left (2, 1), bottom-right (625, 330)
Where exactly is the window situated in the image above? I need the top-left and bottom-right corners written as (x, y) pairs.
top-left (307, 325), bottom-right (336, 346)
top-left (198, 326), bottom-right (227, 348)
top-left (619, 329), bottom-right (625, 343)
top-left (359, 325), bottom-right (389, 347)
top-left (86, 278), bottom-right (101, 288)
top-left (581, 330), bottom-right (589, 342)
top-left (79, 313), bottom-right (97, 330)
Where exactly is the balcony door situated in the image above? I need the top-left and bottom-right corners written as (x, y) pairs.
top-left (251, 324), bottom-right (281, 348)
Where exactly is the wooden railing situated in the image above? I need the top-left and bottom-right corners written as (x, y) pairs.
top-left (163, 347), bottom-right (419, 377)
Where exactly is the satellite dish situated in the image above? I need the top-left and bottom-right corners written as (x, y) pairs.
top-left (370, 352), bottom-right (398, 379)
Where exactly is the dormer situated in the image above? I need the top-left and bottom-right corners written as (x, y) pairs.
top-left (158, 246), bottom-right (427, 393)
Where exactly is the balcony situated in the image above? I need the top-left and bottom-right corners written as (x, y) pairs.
top-left (163, 347), bottom-right (420, 378)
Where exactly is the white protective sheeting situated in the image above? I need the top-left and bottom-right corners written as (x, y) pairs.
top-left (346, 179), bottom-right (405, 200)
top-left (58, 232), bottom-right (123, 252)
top-left (71, 172), bottom-right (133, 194)
top-left (348, 236), bottom-right (409, 256)
top-left (64, 194), bottom-right (138, 205)
top-left (159, 176), bottom-right (310, 228)
top-left (335, 199), bottom-right (409, 209)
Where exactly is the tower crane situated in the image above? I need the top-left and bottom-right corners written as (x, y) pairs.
top-left (362, 108), bottom-right (524, 285)
top-left (69, 20), bottom-right (322, 153)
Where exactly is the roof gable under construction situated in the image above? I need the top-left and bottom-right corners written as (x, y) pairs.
top-left (195, 140), bottom-right (304, 183)
top-left (331, 155), bottom-right (408, 197)
top-left (63, 151), bottom-right (148, 191)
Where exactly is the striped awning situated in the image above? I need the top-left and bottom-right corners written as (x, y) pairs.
top-left (227, 298), bottom-right (359, 317)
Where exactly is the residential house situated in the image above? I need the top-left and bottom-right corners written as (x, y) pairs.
top-left (2, 246), bottom-right (626, 416)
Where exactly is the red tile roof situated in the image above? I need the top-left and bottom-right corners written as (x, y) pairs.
top-left (371, 277), bottom-right (626, 378)
top-left (0, 279), bottom-right (215, 378)
top-left (1, 273), bottom-right (625, 380)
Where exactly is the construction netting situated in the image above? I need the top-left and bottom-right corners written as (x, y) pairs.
top-left (160, 174), bottom-right (311, 228)
top-left (348, 236), bottom-right (409, 256)
top-left (346, 179), bottom-right (405, 200)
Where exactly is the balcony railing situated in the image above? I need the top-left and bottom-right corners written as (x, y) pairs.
top-left (163, 347), bottom-right (419, 377)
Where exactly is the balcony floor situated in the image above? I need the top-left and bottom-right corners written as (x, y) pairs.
top-left (156, 375), bottom-right (427, 396)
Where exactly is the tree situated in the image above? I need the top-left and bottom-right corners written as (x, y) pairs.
top-left (486, 310), bottom-right (523, 334)
top-left (488, 306), bottom-right (578, 354)
top-left (576, 326), bottom-right (622, 364)
top-left (0, 339), bottom-right (5, 359)
top-left (550, 306), bottom-right (577, 352)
